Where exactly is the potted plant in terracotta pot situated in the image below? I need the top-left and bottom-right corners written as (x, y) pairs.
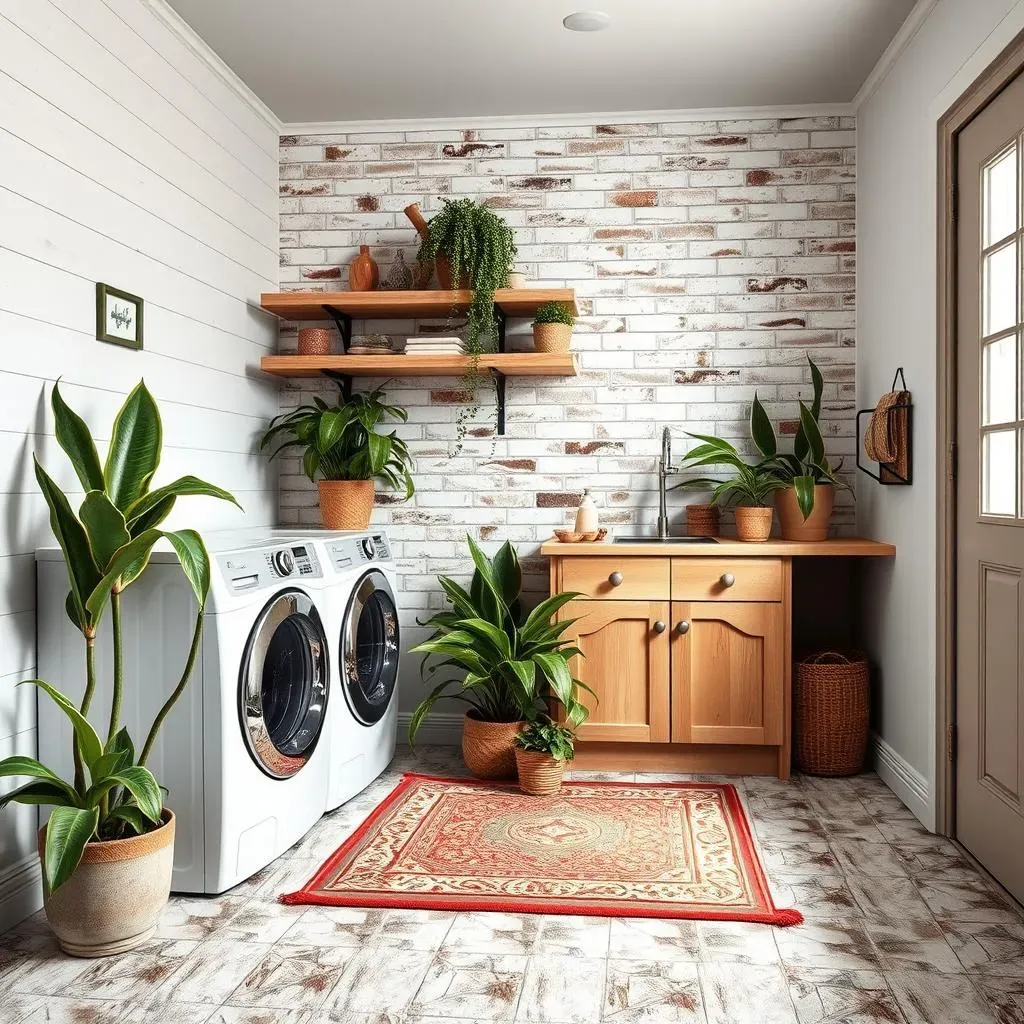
top-left (750, 356), bottom-right (848, 541)
top-left (261, 376), bottom-right (414, 530)
top-left (0, 381), bottom-right (237, 957)
top-left (531, 301), bottom-right (576, 354)
top-left (514, 718), bottom-right (576, 796)
top-left (674, 433), bottom-right (786, 542)
top-left (409, 536), bottom-right (593, 779)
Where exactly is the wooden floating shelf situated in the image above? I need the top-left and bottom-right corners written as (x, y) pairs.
top-left (259, 288), bottom-right (578, 321)
top-left (260, 352), bottom-right (579, 379)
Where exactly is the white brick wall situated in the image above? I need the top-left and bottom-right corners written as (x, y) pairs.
top-left (275, 115), bottom-right (856, 713)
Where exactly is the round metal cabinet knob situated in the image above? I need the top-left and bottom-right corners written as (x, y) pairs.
top-left (675, 620), bottom-right (690, 635)
top-left (653, 621), bottom-right (667, 634)
top-left (720, 572), bottom-right (736, 588)
top-left (608, 571), bottom-right (624, 587)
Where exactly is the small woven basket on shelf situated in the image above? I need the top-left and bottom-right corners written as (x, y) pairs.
top-left (795, 651), bottom-right (870, 776)
top-left (685, 504), bottom-right (720, 537)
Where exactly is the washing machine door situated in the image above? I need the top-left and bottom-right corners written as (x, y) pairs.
top-left (240, 589), bottom-right (329, 779)
top-left (341, 570), bottom-right (399, 725)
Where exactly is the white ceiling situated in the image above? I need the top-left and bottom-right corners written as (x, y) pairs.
top-left (167, 0), bottom-right (917, 124)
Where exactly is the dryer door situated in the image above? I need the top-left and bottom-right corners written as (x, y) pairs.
top-left (341, 570), bottom-right (399, 725)
top-left (240, 589), bottom-right (329, 779)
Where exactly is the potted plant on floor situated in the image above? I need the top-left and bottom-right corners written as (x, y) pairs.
top-left (750, 356), bottom-right (848, 541)
top-left (409, 536), bottom-right (592, 779)
top-left (261, 376), bottom-right (414, 530)
top-left (674, 434), bottom-right (785, 542)
top-left (531, 301), bottom-right (576, 354)
top-left (514, 718), bottom-right (576, 796)
top-left (0, 380), bottom-right (237, 957)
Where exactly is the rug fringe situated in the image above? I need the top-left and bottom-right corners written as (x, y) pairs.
top-left (279, 891), bottom-right (309, 905)
top-left (771, 908), bottom-right (804, 927)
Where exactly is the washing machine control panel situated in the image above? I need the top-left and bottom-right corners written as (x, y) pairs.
top-left (218, 544), bottom-right (323, 594)
top-left (326, 533), bottom-right (392, 571)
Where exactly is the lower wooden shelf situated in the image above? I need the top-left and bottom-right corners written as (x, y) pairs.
top-left (259, 352), bottom-right (579, 379)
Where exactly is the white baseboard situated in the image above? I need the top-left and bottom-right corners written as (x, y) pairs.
top-left (0, 855), bottom-right (41, 934)
top-left (870, 731), bottom-right (933, 829)
top-left (397, 711), bottom-right (462, 748)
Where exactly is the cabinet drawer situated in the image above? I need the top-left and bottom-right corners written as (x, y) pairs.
top-left (560, 557), bottom-right (670, 600)
top-left (671, 558), bottom-right (782, 601)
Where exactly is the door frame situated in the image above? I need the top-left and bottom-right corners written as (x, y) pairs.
top-left (936, 28), bottom-right (1024, 836)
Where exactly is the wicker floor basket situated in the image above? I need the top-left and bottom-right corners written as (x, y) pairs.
top-left (795, 651), bottom-right (870, 776)
top-left (514, 749), bottom-right (566, 796)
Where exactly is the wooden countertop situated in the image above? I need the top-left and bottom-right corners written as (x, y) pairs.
top-left (540, 537), bottom-right (896, 557)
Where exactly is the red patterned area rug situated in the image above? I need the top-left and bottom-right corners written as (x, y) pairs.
top-left (282, 774), bottom-right (802, 925)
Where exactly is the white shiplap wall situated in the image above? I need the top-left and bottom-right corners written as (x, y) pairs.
top-left (0, 0), bottom-right (281, 928)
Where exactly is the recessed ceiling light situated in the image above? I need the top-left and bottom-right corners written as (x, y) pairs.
top-left (563, 11), bottom-right (611, 32)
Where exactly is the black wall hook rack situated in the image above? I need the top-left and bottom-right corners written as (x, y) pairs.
top-left (855, 367), bottom-right (913, 485)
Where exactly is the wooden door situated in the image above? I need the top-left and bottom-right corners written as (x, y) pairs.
top-left (956, 69), bottom-right (1024, 902)
top-left (556, 600), bottom-right (670, 743)
top-left (670, 602), bottom-right (784, 745)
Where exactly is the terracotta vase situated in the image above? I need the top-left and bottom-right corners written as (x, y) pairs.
top-left (514, 749), bottom-right (567, 796)
top-left (349, 245), bottom-right (379, 291)
top-left (39, 810), bottom-right (175, 957)
top-left (435, 256), bottom-right (470, 291)
top-left (734, 506), bottom-right (773, 543)
top-left (462, 712), bottom-right (524, 779)
top-left (533, 323), bottom-right (573, 353)
top-left (318, 479), bottom-right (374, 529)
top-left (775, 484), bottom-right (835, 542)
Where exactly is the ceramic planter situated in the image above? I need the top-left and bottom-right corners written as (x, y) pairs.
top-left (514, 749), bottom-right (567, 796)
top-left (734, 506), bottom-right (773, 542)
top-left (533, 323), bottom-right (572, 353)
top-left (39, 810), bottom-right (175, 957)
top-left (462, 712), bottom-right (524, 779)
top-left (775, 484), bottom-right (835, 542)
top-left (318, 480), bottom-right (374, 530)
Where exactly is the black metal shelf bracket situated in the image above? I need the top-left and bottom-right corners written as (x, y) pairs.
top-left (493, 304), bottom-right (507, 354)
top-left (489, 368), bottom-right (507, 436)
top-left (321, 305), bottom-right (353, 353)
top-left (320, 368), bottom-right (352, 402)
top-left (855, 367), bottom-right (913, 485)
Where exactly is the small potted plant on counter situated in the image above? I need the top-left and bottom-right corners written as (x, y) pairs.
top-left (675, 434), bottom-right (784, 542)
top-left (261, 375), bottom-right (414, 530)
top-left (514, 718), bottom-right (576, 796)
top-left (0, 381), bottom-right (237, 956)
top-left (409, 536), bottom-right (592, 779)
top-left (750, 356), bottom-right (848, 541)
top-left (531, 301), bottom-right (576, 354)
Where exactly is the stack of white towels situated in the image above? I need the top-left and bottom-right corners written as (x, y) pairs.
top-left (404, 336), bottom-right (466, 356)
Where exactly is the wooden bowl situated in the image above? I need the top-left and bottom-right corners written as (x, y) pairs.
top-left (554, 528), bottom-right (608, 543)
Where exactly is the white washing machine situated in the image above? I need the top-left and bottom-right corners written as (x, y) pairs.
top-left (37, 529), bottom-right (333, 894)
top-left (271, 530), bottom-right (399, 811)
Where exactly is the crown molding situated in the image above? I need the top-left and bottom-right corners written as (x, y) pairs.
top-left (141, 0), bottom-right (282, 136)
top-left (853, 0), bottom-right (939, 110)
top-left (283, 103), bottom-right (854, 137)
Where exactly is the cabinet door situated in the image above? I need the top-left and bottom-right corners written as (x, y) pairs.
top-left (557, 600), bottom-right (670, 743)
top-left (670, 602), bottom-right (784, 745)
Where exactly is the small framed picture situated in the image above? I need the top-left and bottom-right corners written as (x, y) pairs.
top-left (96, 283), bottom-right (144, 350)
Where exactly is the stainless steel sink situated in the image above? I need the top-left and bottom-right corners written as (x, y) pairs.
top-left (612, 536), bottom-right (718, 544)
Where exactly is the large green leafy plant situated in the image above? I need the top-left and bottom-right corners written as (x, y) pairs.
top-left (0, 381), bottom-right (238, 893)
top-left (750, 356), bottom-right (846, 519)
top-left (261, 378), bottom-right (414, 497)
top-left (408, 537), bottom-right (592, 743)
top-left (675, 434), bottom-right (787, 508)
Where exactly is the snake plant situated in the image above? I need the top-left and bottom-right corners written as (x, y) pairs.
top-left (0, 381), bottom-right (238, 893)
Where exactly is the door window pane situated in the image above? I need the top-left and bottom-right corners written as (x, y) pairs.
top-left (984, 145), bottom-right (1018, 246)
top-left (983, 240), bottom-right (1018, 337)
top-left (982, 429), bottom-right (1018, 516)
top-left (983, 334), bottom-right (1018, 425)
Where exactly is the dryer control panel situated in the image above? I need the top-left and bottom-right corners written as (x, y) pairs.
top-left (218, 544), bottom-right (323, 594)
top-left (326, 532), bottom-right (392, 572)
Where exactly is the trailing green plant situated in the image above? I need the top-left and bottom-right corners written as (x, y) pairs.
top-left (260, 376), bottom-right (414, 498)
top-left (749, 355), bottom-right (848, 520)
top-left (514, 718), bottom-right (576, 762)
top-left (0, 381), bottom-right (238, 893)
top-left (408, 536), bottom-right (593, 743)
top-left (532, 301), bottom-right (576, 328)
top-left (674, 434), bottom-right (787, 508)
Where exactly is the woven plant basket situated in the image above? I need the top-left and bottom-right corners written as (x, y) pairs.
top-left (795, 651), bottom-right (870, 776)
top-left (318, 480), bottom-right (374, 530)
top-left (514, 749), bottom-right (566, 796)
top-left (685, 504), bottom-right (720, 537)
top-left (533, 323), bottom-right (572, 353)
top-left (734, 506), bottom-right (773, 542)
top-left (462, 713), bottom-right (525, 780)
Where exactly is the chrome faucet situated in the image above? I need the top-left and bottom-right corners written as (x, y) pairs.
top-left (657, 426), bottom-right (675, 539)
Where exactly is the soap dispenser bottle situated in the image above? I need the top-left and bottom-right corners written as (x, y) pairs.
top-left (574, 489), bottom-right (598, 534)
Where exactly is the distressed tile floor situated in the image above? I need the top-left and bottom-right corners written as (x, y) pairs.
top-left (2, 746), bottom-right (1022, 1023)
